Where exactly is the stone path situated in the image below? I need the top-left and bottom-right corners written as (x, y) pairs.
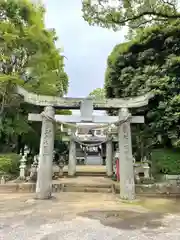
top-left (63, 165), bottom-right (106, 172)
top-left (55, 176), bottom-right (113, 184)
top-left (0, 193), bottom-right (180, 239)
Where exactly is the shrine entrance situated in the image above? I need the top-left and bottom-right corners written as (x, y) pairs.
top-left (16, 86), bottom-right (153, 201)
top-left (81, 144), bottom-right (102, 165)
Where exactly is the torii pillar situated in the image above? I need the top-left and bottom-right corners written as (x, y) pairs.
top-left (68, 135), bottom-right (76, 176)
top-left (106, 136), bottom-right (113, 177)
top-left (118, 108), bottom-right (135, 200)
top-left (36, 106), bottom-right (55, 199)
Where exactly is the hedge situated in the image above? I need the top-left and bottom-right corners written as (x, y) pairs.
top-left (151, 148), bottom-right (180, 175)
top-left (0, 153), bottom-right (20, 177)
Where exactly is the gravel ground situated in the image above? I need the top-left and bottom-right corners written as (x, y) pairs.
top-left (0, 193), bottom-right (180, 239)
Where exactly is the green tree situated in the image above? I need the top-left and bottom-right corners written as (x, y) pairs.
top-left (89, 88), bottom-right (105, 99)
top-left (82, 0), bottom-right (179, 30)
top-left (105, 20), bottom-right (180, 156)
top-left (0, 0), bottom-right (69, 153)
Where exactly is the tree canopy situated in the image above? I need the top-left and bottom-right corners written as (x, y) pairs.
top-left (89, 88), bottom-right (105, 99)
top-left (105, 20), bottom-right (180, 152)
top-left (0, 0), bottom-right (69, 154)
top-left (82, 0), bottom-right (179, 31)
top-left (1, 0), bottom-right (68, 97)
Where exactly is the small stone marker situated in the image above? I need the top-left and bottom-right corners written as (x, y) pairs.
top-left (19, 155), bottom-right (27, 180)
top-left (143, 162), bottom-right (150, 179)
top-left (59, 157), bottom-right (65, 177)
top-left (0, 176), bottom-right (5, 184)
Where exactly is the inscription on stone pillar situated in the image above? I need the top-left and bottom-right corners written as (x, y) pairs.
top-left (36, 106), bottom-right (55, 199)
top-left (68, 135), bottom-right (76, 176)
top-left (106, 134), bottom-right (113, 177)
top-left (122, 123), bottom-right (131, 160)
top-left (42, 125), bottom-right (53, 156)
top-left (118, 108), bottom-right (135, 200)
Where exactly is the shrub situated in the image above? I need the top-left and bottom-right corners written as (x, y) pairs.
top-left (151, 148), bottom-right (180, 175)
top-left (0, 153), bottom-right (20, 177)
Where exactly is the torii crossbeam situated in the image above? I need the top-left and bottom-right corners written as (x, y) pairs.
top-left (28, 98), bottom-right (144, 124)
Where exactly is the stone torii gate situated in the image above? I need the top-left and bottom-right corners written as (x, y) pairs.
top-left (16, 86), bottom-right (153, 200)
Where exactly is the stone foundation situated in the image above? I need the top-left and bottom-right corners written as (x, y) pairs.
top-left (0, 182), bottom-right (112, 193)
top-left (137, 183), bottom-right (180, 195)
top-left (114, 182), bottom-right (180, 196)
top-left (0, 183), bottom-right (35, 193)
top-left (1, 182), bottom-right (180, 196)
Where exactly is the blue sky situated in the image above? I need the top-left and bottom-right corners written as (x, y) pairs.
top-left (43, 0), bottom-right (126, 97)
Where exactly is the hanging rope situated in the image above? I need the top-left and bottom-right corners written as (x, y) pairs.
top-left (73, 135), bottom-right (109, 147)
top-left (41, 111), bottom-right (55, 122)
top-left (41, 111), bottom-right (131, 129)
top-left (89, 114), bottom-right (132, 131)
top-left (40, 109), bottom-right (132, 145)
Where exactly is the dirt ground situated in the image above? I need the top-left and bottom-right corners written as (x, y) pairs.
top-left (0, 192), bottom-right (180, 239)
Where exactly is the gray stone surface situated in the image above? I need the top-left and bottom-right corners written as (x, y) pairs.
top-left (86, 156), bottom-right (102, 165)
top-left (106, 139), bottom-right (113, 177)
top-left (118, 108), bottom-right (135, 200)
top-left (36, 106), bottom-right (55, 199)
top-left (0, 193), bottom-right (180, 239)
top-left (16, 85), bottom-right (153, 109)
top-left (68, 139), bottom-right (76, 176)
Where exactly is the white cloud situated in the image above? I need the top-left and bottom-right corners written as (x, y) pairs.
top-left (42, 0), bottom-right (126, 97)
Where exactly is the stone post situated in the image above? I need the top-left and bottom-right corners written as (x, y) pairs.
top-left (59, 156), bottom-right (65, 178)
top-left (118, 108), bottom-right (135, 200)
top-left (106, 137), bottom-right (113, 177)
top-left (143, 162), bottom-right (150, 179)
top-left (36, 106), bottom-right (55, 199)
top-left (0, 176), bottom-right (5, 184)
top-left (68, 137), bottom-right (76, 176)
top-left (19, 155), bottom-right (27, 180)
top-left (29, 156), bottom-right (38, 182)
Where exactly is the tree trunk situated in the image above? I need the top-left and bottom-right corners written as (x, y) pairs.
top-left (17, 135), bottom-right (22, 154)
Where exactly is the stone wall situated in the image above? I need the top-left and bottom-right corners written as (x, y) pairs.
top-left (136, 183), bottom-right (180, 195)
top-left (113, 182), bottom-right (180, 196)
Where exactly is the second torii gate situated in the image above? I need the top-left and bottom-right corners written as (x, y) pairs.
top-left (28, 99), bottom-right (144, 177)
top-left (16, 86), bottom-right (153, 200)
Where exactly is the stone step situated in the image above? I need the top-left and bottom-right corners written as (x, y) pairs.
top-left (63, 172), bottom-right (107, 177)
top-left (62, 186), bottom-right (112, 193)
top-left (2, 182), bottom-right (180, 197)
top-left (0, 182), bottom-right (114, 194)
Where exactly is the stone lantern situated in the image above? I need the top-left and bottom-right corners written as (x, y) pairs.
top-left (58, 156), bottom-right (65, 178)
top-left (19, 147), bottom-right (29, 181)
